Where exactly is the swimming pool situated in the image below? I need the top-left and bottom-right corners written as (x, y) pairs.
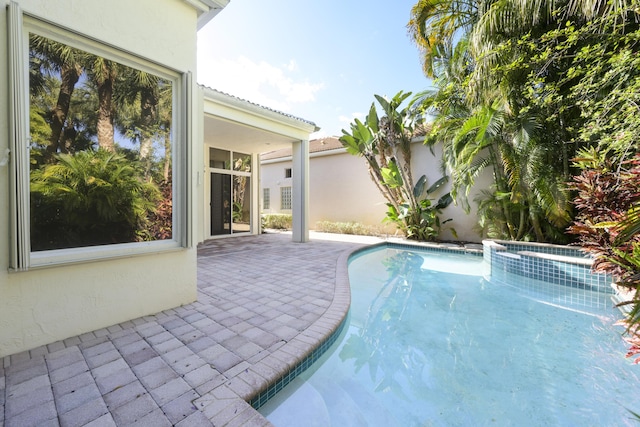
top-left (259, 246), bottom-right (640, 426)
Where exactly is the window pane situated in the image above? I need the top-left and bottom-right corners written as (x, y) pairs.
top-left (210, 148), bottom-right (230, 169)
top-left (210, 172), bottom-right (231, 235)
top-left (281, 186), bottom-right (292, 210)
top-left (29, 33), bottom-right (173, 251)
top-left (232, 176), bottom-right (250, 233)
top-left (263, 188), bottom-right (270, 210)
top-left (233, 152), bottom-right (251, 172)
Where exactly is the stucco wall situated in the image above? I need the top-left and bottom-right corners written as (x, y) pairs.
top-left (261, 142), bottom-right (492, 242)
top-left (308, 152), bottom-right (393, 230)
top-left (261, 151), bottom-right (394, 233)
top-left (411, 143), bottom-right (493, 242)
top-left (0, 0), bottom-right (201, 357)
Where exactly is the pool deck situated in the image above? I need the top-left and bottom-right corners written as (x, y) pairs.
top-left (0, 232), bottom-right (385, 427)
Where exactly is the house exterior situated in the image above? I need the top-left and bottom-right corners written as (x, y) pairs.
top-left (0, 0), bottom-right (316, 358)
top-left (261, 137), bottom-right (492, 242)
top-left (200, 87), bottom-right (317, 243)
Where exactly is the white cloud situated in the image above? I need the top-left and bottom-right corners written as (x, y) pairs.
top-left (197, 55), bottom-right (323, 112)
top-left (284, 59), bottom-right (298, 72)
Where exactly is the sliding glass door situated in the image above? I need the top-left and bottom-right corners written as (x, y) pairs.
top-left (208, 148), bottom-right (252, 236)
top-left (210, 172), bottom-right (231, 236)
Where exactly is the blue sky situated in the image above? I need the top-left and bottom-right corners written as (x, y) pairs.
top-left (197, 0), bottom-right (433, 138)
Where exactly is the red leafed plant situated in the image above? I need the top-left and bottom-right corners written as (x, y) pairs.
top-left (146, 178), bottom-right (173, 240)
top-left (567, 148), bottom-right (640, 363)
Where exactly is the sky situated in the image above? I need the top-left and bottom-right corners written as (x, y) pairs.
top-left (196, 0), bottom-right (433, 139)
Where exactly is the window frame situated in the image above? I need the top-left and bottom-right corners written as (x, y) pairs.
top-left (263, 188), bottom-right (270, 210)
top-left (206, 147), bottom-right (253, 237)
top-left (280, 186), bottom-right (292, 210)
top-left (8, 8), bottom-right (191, 271)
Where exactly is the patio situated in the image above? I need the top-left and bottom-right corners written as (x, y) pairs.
top-left (0, 232), bottom-right (382, 427)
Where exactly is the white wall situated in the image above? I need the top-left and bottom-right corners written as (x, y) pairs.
top-left (262, 151), bottom-right (395, 233)
top-left (261, 160), bottom-right (294, 214)
top-left (309, 151), bottom-right (393, 229)
top-left (261, 143), bottom-right (492, 242)
top-left (411, 143), bottom-right (493, 242)
top-left (0, 0), bottom-right (202, 357)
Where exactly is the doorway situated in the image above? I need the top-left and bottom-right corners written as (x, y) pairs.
top-left (208, 147), bottom-right (252, 236)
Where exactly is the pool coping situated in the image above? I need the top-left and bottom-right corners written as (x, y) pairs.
top-left (247, 241), bottom-right (354, 410)
top-left (249, 240), bottom-right (486, 414)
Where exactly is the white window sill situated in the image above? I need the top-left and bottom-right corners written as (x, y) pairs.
top-left (17, 240), bottom-right (186, 271)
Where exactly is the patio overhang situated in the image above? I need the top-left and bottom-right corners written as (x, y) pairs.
top-left (202, 86), bottom-right (318, 151)
top-left (201, 86), bottom-right (318, 242)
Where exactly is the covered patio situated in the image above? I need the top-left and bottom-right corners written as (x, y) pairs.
top-left (0, 233), bottom-right (381, 426)
top-left (200, 87), bottom-right (319, 243)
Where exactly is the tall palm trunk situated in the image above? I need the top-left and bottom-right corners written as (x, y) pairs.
top-left (139, 86), bottom-right (158, 176)
top-left (47, 62), bottom-right (81, 158)
top-left (96, 60), bottom-right (117, 153)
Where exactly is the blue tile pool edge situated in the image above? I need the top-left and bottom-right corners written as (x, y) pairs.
top-left (249, 314), bottom-right (349, 409)
top-left (249, 241), bottom-right (482, 410)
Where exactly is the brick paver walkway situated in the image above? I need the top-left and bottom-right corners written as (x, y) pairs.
top-left (0, 232), bottom-right (381, 426)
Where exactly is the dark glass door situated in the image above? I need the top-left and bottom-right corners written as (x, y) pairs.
top-left (210, 172), bottom-right (231, 235)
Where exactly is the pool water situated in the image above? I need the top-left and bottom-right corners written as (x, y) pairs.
top-left (259, 247), bottom-right (640, 426)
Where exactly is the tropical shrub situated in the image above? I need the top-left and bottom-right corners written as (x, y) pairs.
top-left (315, 221), bottom-right (379, 236)
top-left (262, 214), bottom-right (292, 230)
top-left (30, 149), bottom-right (160, 250)
top-left (145, 176), bottom-right (173, 240)
top-left (568, 149), bottom-right (640, 362)
top-left (383, 169), bottom-right (453, 241)
top-left (340, 91), bottom-right (453, 241)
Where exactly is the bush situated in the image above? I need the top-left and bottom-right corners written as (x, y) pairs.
top-left (314, 221), bottom-right (379, 236)
top-left (262, 214), bottom-right (292, 230)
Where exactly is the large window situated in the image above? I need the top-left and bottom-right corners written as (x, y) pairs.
top-left (8, 10), bottom-right (188, 269)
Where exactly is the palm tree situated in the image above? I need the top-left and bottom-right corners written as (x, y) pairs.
top-left (30, 149), bottom-right (159, 250)
top-left (341, 91), bottom-right (453, 240)
top-left (29, 34), bottom-right (84, 158)
top-left (115, 69), bottom-right (173, 179)
top-left (88, 57), bottom-right (118, 152)
top-left (407, 0), bottom-right (480, 77)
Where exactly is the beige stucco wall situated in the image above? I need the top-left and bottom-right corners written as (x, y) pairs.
top-left (261, 150), bottom-right (395, 233)
top-left (261, 142), bottom-right (492, 242)
top-left (309, 151), bottom-right (392, 230)
top-left (0, 0), bottom-right (201, 357)
top-left (411, 143), bottom-right (493, 242)
top-left (261, 160), bottom-right (295, 214)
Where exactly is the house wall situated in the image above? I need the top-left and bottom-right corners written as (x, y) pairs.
top-left (261, 142), bottom-right (492, 242)
top-left (0, 0), bottom-right (201, 357)
top-left (411, 143), bottom-right (493, 242)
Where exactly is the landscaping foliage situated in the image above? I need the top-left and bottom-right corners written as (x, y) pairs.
top-left (262, 214), bottom-right (293, 230)
top-left (340, 91), bottom-right (453, 241)
top-left (407, 0), bottom-right (640, 368)
top-left (568, 150), bottom-right (640, 362)
top-left (315, 221), bottom-right (380, 236)
top-left (30, 150), bottom-right (160, 250)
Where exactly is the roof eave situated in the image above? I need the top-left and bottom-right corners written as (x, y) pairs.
top-left (201, 85), bottom-right (320, 134)
top-left (183, 0), bottom-right (230, 30)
